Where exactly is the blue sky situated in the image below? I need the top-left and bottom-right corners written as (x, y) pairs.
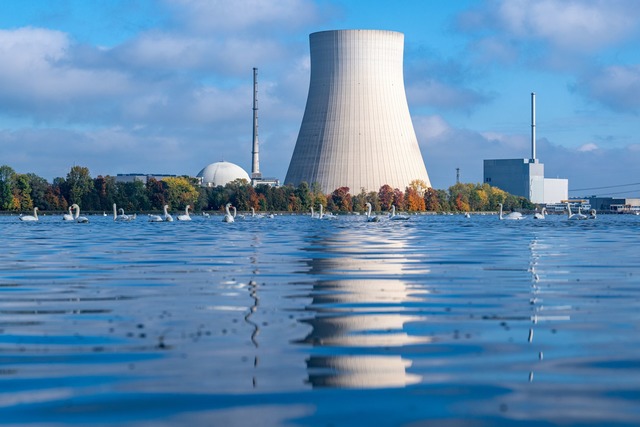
top-left (1, 0), bottom-right (639, 197)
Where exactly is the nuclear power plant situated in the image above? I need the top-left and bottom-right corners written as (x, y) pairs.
top-left (285, 29), bottom-right (431, 193)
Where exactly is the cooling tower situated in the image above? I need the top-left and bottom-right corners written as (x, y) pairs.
top-left (285, 29), bottom-right (431, 193)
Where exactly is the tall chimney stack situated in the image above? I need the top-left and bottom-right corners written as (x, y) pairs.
top-left (531, 92), bottom-right (536, 162)
top-left (251, 67), bottom-right (261, 179)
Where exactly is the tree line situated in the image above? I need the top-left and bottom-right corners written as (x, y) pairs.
top-left (0, 164), bottom-right (534, 214)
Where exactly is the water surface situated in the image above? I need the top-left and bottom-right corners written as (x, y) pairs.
top-left (1, 212), bottom-right (639, 426)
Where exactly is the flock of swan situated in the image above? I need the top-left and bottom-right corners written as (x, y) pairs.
top-left (15, 202), bottom-right (602, 224)
top-left (497, 203), bottom-right (597, 221)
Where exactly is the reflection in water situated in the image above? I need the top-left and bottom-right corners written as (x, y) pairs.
top-left (527, 236), bottom-right (569, 383)
top-left (298, 228), bottom-right (429, 388)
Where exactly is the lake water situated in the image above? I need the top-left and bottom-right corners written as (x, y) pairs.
top-left (1, 212), bottom-right (639, 426)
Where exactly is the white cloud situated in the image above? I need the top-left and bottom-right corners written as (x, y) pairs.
top-left (459, 0), bottom-right (639, 53)
top-left (576, 65), bottom-right (640, 112)
top-left (0, 27), bottom-right (134, 117)
top-left (578, 143), bottom-right (598, 152)
top-left (496, 0), bottom-right (638, 52)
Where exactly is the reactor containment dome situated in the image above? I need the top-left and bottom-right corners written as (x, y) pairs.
top-left (285, 29), bottom-right (431, 193)
top-left (197, 161), bottom-right (250, 187)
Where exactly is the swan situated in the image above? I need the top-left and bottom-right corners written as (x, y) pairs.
top-left (223, 203), bottom-right (235, 223)
top-left (318, 204), bottom-right (337, 220)
top-left (62, 206), bottom-right (74, 221)
top-left (231, 206), bottom-right (245, 220)
top-left (177, 205), bottom-right (192, 221)
top-left (464, 212), bottom-right (471, 218)
top-left (202, 212), bottom-right (210, 218)
top-left (71, 204), bottom-right (89, 223)
top-left (389, 205), bottom-right (410, 221)
top-left (148, 213), bottom-right (163, 222)
top-left (250, 207), bottom-right (265, 219)
top-left (113, 203), bottom-right (132, 221)
top-left (19, 207), bottom-right (39, 221)
top-left (498, 203), bottom-right (524, 220)
top-left (163, 205), bottom-right (173, 222)
top-left (566, 203), bottom-right (587, 220)
top-left (589, 209), bottom-right (597, 219)
top-left (365, 202), bottom-right (381, 222)
top-left (310, 206), bottom-right (317, 218)
top-left (533, 207), bottom-right (547, 219)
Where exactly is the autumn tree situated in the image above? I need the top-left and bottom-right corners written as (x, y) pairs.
top-left (378, 184), bottom-right (395, 211)
top-left (405, 187), bottom-right (425, 212)
top-left (164, 176), bottom-right (199, 210)
top-left (331, 186), bottom-right (352, 212)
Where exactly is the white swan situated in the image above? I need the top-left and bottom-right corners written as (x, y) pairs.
top-left (19, 207), bottom-right (39, 221)
top-left (566, 203), bottom-right (587, 220)
top-left (113, 203), bottom-right (132, 221)
top-left (498, 203), bottom-right (524, 220)
top-left (231, 206), bottom-right (245, 220)
top-left (71, 204), bottom-right (89, 223)
top-left (389, 205), bottom-right (410, 221)
top-left (148, 213), bottom-right (163, 222)
top-left (202, 212), bottom-right (210, 218)
top-left (365, 202), bottom-right (381, 222)
top-left (533, 207), bottom-right (547, 219)
top-left (589, 209), bottom-right (597, 220)
top-left (318, 204), bottom-right (337, 220)
top-left (223, 203), bottom-right (235, 223)
top-left (464, 212), bottom-right (471, 218)
top-left (250, 207), bottom-right (265, 219)
top-left (310, 206), bottom-right (317, 218)
top-left (177, 205), bottom-right (192, 221)
top-left (62, 206), bottom-right (74, 221)
top-left (163, 205), bottom-right (173, 222)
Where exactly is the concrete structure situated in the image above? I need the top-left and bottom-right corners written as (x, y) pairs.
top-left (586, 196), bottom-right (640, 213)
top-left (115, 173), bottom-right (176, 184)
top-left (483, 93), bottom-right (568, 204)
top-left (285, 29), bottom-right (431, 193)
top-left (249, 67), bottom-right (280, 187)
top-left (197, 161), bottom-right (250, 187)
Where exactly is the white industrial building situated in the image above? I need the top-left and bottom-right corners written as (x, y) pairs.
top-left (483, 93), bottom-right (568, 204)
top-left (285, 29), bottom-right (431, 193)
top-left (197, 161), bottom-right (250, 187)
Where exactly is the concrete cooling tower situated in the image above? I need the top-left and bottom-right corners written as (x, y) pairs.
top-left (285, 29), bottom-right (431, 193)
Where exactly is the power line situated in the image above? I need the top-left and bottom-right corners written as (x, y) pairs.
top-left (569, 182), bottom-right (640, 192)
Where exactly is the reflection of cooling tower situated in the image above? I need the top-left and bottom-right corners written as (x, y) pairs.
top-left (285, 29), bottom-right (431, 193)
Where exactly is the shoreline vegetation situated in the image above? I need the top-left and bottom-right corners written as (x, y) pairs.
top-left (1, 164), bottom-right (535, 215)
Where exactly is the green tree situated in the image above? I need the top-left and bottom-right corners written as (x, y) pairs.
top-left (65, 166), bottom-right (94, 207)
top-left (26, 173), bottom-right (50, 210)
top-left (162, 176), bottom-right (198, 210)
top-left (295, 182), bottom-right (313, 212)
top-left (0, 165), bottom-right (16, 210)
top-left (13, 174), bottom-right (33, 210)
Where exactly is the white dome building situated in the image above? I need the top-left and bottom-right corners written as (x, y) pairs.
top-left (197, 161), bottom-right (250, 187)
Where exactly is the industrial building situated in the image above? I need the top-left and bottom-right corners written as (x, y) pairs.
top-left (483, 93), bottom-right (568, 204)
top-left (115, 173), bottom-right (177, 184)
top-left (197, 161), bottom-right (250, 187)
top-left (285, 29), bottom-right (431, 193)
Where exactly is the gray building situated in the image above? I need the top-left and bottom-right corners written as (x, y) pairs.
top-left (483, 93), bottom-right (568, 204)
